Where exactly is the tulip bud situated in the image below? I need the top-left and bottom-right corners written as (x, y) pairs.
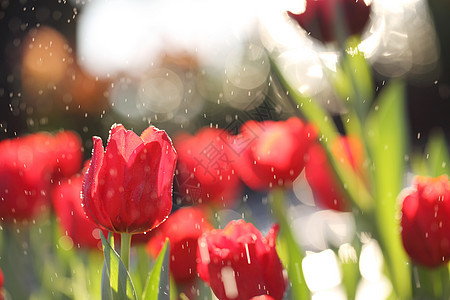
top-left (288, 0), bottom-right (371, 43)
top-left (400, 175), bottom-right (450, 267)
top-left (82, 124), bottom-right (177, 234)
top-left (197, 220), bottom-right (287, 300)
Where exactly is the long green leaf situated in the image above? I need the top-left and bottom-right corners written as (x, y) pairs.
top-left (271, 189), bottom-right (310, 300)
top-left (142, 239), bottom-right (170, 300)
top-left (425, 129), bottom-right (450, 177)
top-left (365, 81), bottom-right (412, 299)
top-left (271, 64), bottom-right (373, 213)
top-left (100, 232), bottom-right (138, 300)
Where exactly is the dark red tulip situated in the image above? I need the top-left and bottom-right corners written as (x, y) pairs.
top-left (146, 206), bottom-right (213, 283)
top-left (174, 128), bottom-right (241, 207)
top-left (197, 220), bottom-right (287, 300)
top-left (232, 117), bottom-right (314, 190)
top-left (305, 136), bottom-right (365, 211)
top-left (401, 175), bottom-right (450, 268)
top-left (82, 124), bottom-right (177, 234)
top-left (53, 131), bottom-right (83, 179)
top-left (288, 0), bottom-right (371, 43)
top-left (0, 133), bottom-right (55, 222)
top-left (52, 174), bottom-right (105, 249)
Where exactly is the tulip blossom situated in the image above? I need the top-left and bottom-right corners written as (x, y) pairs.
top-left (305, 136), bottom-right (365, 211)
top-left (174, 128), bottom-right (241, 207)
top-left (52, 174), bottom-right (105, 249)
top-left (82, 124), bottom-right (177, 234)
top-left (0, 133), bottom-right (56, 222)
top-left (288, 0), bottom-right (371, 43)
top-left (197, 220), bottom-right (287, 300)
top-left (146, 207), bottom-right (213, 283)
top-left (232, 117), bottom-right (314, 190)
top-left (400, 175), bottom-right (450, 267)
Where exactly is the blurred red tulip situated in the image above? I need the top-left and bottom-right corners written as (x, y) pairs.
top-left (52, 175), bottom-right (105, 249)
top-left (53, 131), bottom-right (83, 179)
top-left (0, 133), bottom-right (55, 222)
top-left (174, 128), bottom-right (241, 207)
top-left (82, 124), bottom-right (177, 234)
top-left (146, 207), bottom-right (213, 283)
top-left (401, 175), bottom-right (450, 267)
top-left (288, 0), bottom-right (371, 43)
top-left (197, 220), bottom-right (287, 300)
top-left (232, 117), bottom-right (314, 190)
top-left (305, 136), bottom-right (365, 211)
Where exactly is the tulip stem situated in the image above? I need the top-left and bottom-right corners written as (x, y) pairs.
top-left (120, 232), bottom-right (132, 272)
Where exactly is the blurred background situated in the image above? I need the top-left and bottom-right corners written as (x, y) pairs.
top-left (0, 0), bottom-right (449, 298)
top-left (0, 0), bottom-right (449, 150)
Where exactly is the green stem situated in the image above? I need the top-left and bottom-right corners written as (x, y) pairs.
top-left (270, 188), bottom-right (310, 300)
top-left (120, 232), bottom-right (132, 272)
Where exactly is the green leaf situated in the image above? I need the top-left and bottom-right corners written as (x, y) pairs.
top-left (365, 81), bottom-right (412, 299)
top-left (100, 232), bottom-right (138, 300)
top-left (425, 129), bottom-right (450, 177)
top-left (270, 189), bottom-right (310, 300)
top-left (142, 239), bottom-right (170, 300)
top-left (271, 63), bottom-right (373, 213)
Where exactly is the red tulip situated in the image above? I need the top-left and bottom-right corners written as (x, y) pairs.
top-left (52, 174), bottom-right (105, 249)
top-left (146, 207), bottom-right (213, 283)
top-left (250, 296), bottom-right (275, 300)
top-left (53, 131), bottom-right (83, 179)
top-left (82, 124), bottom-right (177, 234)
top-left (0, 133), bottom-right (55, 222)
top-left (232, 117), bottom-right (314, 190)
top-left (288, 0), bottom-right (371, 43)
top-left (197, 220), bottom-right (287, 300)
top-left (400, 175), bottom-right (450, 267)
top-left (305, 136), bottom-right (365, 211)
top-left (174, 128), bottom-right (241, 207)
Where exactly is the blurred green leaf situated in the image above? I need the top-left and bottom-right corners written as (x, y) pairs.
top-left (425, 129), bottom-right (450, 177)
top-left (270, 189), bottom-right (310, 300)
top-left (100, 232), bottom-right (137, 300)
top-left (142, 238), bottom-right (170, 300)
top-left (271, 63), bottom-right (373, 213)
top-left (365, 81), bottom-right (412, 299)
top-left (413, 263), bottom-right (450, 299)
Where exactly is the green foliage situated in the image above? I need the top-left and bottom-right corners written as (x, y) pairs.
top-left (271, 189), bottom-right (310, 300)
top-left (100, 232), bottom-right (138, 300)
top-left (365, 81), bottom-right (412, 299)
top-left (142, 239), bottom-right (170, 300)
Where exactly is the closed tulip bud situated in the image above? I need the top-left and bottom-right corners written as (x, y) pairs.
top-left (82, 124), bottom-right (177, 234)
top-left (288, 0), bottom-right (371, 43)
top-left (232, 117), bottom-right (314, 190)
top-left (197, 220), bottom-right (287, 300)
top-left (0, 133), bottom-right (55, 222)
top-left (400, 175), bottom-right (450, 267)
top-left (174, 128), bottom-right (241, 207)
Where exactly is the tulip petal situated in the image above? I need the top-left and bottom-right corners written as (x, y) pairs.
top-left (83, 137), bottom-right (112, 231)
top-left (141, 128), bottom-right (178, 198)
top-left (123, 141), bottom-right (171, 233)
top-left (95, 136), bottom-right (128, 232)
top-left (109, 124), bottom-right (143, 161)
